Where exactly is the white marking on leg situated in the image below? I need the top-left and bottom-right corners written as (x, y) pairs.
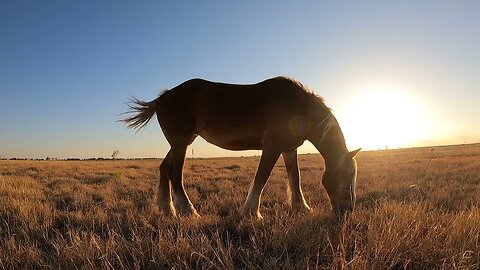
top-left (243, 187), bottom-right (260, 214)
top-left (173, 191), bottom-right (199, 217)
top-left (157, 186), bottom-right (176, 216)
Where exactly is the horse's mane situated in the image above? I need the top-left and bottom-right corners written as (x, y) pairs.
top-left (271, 76), bottom-right (331, 116)
top-left (274, 76), bottom-right (325, 103)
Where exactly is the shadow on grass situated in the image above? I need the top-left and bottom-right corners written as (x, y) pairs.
top-left (84, 172), bottom-right (122, 184)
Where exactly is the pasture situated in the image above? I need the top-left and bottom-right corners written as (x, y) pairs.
top-left (0, 144), bottom-right (479, 269)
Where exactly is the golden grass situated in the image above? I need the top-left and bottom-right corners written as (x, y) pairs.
top-left (0, 144), bottom-right (479, 269)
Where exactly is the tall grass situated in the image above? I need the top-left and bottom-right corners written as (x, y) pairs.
top-left (0, 144), bottom-right (479, 269)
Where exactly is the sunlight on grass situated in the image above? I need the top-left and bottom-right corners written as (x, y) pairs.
top-left (0, 144), bottom-right (479, 269)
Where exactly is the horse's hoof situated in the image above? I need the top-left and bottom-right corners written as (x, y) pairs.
top-left (176, 206), bottom-right (201, 218)
top-left (190, 210), bottom-right (201, 218)
top-left (159, 209), bottom-right (177, 218)
top-left (157, 202), bottom-right (176, 217)
top-left (241, 210), bottom-right (264, 221)
top-left (290, 202), bottom-right (313, 214)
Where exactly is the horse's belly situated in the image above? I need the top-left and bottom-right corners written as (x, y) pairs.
top-left (199, 129), bottom-right (264, 151)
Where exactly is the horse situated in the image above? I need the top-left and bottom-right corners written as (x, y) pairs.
top-left (122, 76), bottom-right (360, 219)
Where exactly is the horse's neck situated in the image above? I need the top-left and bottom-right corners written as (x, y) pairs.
top-left (317, 122), bottom-right (349, 171)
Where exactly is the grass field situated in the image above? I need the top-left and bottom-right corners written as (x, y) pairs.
top-left (0, 144), bottom-right (479, 269)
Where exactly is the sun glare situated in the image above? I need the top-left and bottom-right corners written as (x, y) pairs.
top-left (337, 86), bottom-right (434, 150)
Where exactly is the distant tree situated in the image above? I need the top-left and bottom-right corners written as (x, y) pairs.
top-left (112, 150), bottom-right (120, 162)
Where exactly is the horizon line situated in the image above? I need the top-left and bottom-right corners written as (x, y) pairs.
top-left (1, 142), bottom-right (479, 161)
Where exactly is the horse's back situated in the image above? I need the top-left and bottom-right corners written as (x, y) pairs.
top-left (155, 77), bottom-right (311, 149)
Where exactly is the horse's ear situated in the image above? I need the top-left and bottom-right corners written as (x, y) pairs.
top-left (348, 148), bottom-right (361, 158)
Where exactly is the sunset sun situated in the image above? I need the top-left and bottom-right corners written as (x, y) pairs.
top-left (337, 86), bottom-right (433, 150)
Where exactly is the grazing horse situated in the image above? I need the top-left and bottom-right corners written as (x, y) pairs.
top-left (122, 77), bottom-right (360, 219)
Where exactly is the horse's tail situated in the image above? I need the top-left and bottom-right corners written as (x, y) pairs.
top-left (120, 96), bottom-right (158, 131)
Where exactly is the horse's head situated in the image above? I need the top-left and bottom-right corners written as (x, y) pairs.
top-left (305, 96), bottom-right (361, 215)
top-left (322, 149), bottom-right (360, 215)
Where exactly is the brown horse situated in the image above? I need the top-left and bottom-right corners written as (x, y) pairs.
top-left (122, 77), bottom-right (360, 219)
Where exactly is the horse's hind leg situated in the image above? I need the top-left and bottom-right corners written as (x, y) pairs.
top-left (158, 151), bottom-right (176, 217)
top-left (169, 144), bottom-right (199, 217)
top-left (282, 150), bottom-right (311, 212)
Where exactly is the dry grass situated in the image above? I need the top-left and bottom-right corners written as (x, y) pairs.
top-left (0, 144), bottom-right (479, 269)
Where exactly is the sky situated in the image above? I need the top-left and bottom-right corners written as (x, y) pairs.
top-left (1, 1), bottom-right (479, 159)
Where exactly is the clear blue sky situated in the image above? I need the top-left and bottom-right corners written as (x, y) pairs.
top-left (1, 1), bottom-right (479, 158)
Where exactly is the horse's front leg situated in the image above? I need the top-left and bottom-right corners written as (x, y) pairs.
top-left (282, 149), bottom-right (312, 212)
top-left (242, 148), bottom-right (281, 220)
